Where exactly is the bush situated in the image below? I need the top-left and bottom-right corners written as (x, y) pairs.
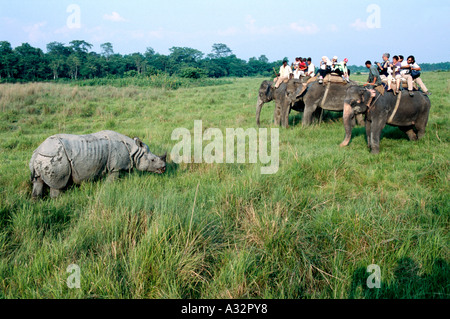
top-left (70, 73), bottom-right (232, 90)
top-left (124, 70), bottom-right (138, 77)
top-left (178, 67), bottom-right (207, 79)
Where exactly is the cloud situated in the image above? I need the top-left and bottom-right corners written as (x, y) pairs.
top-left (350, 18), bottom-right (368, 31)
top-left (290, 21), bottom-right (319, 34)
top-left (128, 28), bottom-right (164, 40)
top-left (217, 26), bottom-right (239, 36)
top-left (328, 24), bottom-right (338, 32)
top-left (23, 21), bottom-right (48, 42)
top-left (103, 12), bottom-right (126, 22)
top-left (245, 15), bottom-right (280, 35)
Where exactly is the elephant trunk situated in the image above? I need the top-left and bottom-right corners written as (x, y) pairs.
top-left (256, 96), bottom-right (264, 126)
top-left (340, 102), bottom-right (354, 147)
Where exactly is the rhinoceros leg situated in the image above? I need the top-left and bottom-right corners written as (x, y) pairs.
top-left (50, 188), bottom-right (62, 198)
top-left (107, 171), bottom-right (120, 182)
top-left (32, 177), bottom-right (45, 198)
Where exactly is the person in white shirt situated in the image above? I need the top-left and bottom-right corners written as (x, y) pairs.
top-left (387, 55), bottom-right (402, 94)
top-left (306, 57), bottom-right (315, 77)
top-left (318, 56), bottom-right (331, 83)
top-left (293, 57), bottom-right (300, 71)
top-left (330, 56), bottom-right (339, 72)
top-left (399, 55), bottom-right (415, 96)
top-left (274, 59), bottom-right (292, 88)
top-left (293, 67), bottom-right (304, 79)
top-left (407, 55), bottom-right (430, 95)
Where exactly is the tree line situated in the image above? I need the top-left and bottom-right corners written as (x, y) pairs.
top-left (0, 41), bottom-right (285, 81)
top-left (0, 40), bottom-right (448, 82)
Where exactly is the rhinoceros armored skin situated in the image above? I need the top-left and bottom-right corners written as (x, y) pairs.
top-left (30, 130), bottom-right (166, 198)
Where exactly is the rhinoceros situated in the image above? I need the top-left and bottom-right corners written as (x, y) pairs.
top-left (29, 130), bottom-right (166, 198)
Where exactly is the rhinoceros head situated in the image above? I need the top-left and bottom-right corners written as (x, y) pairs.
top-left (133, 137), bottom-right (166, 174)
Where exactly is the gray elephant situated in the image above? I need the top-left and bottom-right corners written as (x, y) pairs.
top-left (286, 77), bottom-right (365, 126)
top-left (256, 78), bottom-right (306, 128)
top-left (339, 86), bottom-right (431, 153)
top-left (29, 130), bottom-right (166, 198)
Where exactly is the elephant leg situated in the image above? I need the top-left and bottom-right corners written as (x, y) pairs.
top-left (313, 107), bottom-right (323, 124)
top-left (416, 126), bottom-right (426, 140)
top-left (50, 188), bottom-right (62, 198)
top-left (273, 100), bottom-right (282, 126)
top-left (302, 104), bottom-right (317, 126)
top-left (356, 114), bottom-right (365, 126)
top-left (281, 104), bottom-right (291, 128)
top-left (32, 177), bottom-right (44, 198)
top-left (414, 114), bottom-right (429, 140)
top-left (366, 120), bottom-right (372, 149)
top-left (399, 126), bottom-right (418, 141)
top-left (370, 119), bottom-right (386, 154)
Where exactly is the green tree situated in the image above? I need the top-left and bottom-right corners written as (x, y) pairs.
top-left (69, 40), bottom-right (93, 54)
top-left (80, 52), bottom-right (101, 79)
top-left (178, 66), bottom-right (206, 79)
top-left (15, 43), bottom-right (48, 80)
top-left (144, 47), bottom-right (155, 58)
top-left (46, 42), bottom-right (71, 79)
top-left (128, 53), bottom-right (147, 75)
top-left (169, 47), bottom-right (204, 64)
top-left (67, 54), bottom-right (81, 80)
top-left (167, 46), bottom-right (204, 75)
top-left (258, 55), bottom-right (269, 63)
top-left (209, 43), bottom-right (233, 59)
top-left (67, 40), bottom-right (93, 80)
top-left (247, 55), bottom-right (272, 76)
top-left (100, 42), bottom-right (114, 61)
top-left (0, 41), bottom-right (18, 79)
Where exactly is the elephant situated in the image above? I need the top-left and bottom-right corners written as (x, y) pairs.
top-left (286, 77), bottom-right (365, 127)
top-left (256, 78), bottom-right (306, 128)
top-left (339, 86), bottom-right (431, 153)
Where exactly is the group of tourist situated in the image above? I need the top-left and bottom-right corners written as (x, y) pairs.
top-left (317, 56), bottom-right (350, 83)
top-left (365, 53), bottom-right (430, 96)
top-left (274, 53), bottom-right (430, 96)
top-left (292, 57), bottom-right (316, 79)
top-left (274, 55), bottom-right (349, 88)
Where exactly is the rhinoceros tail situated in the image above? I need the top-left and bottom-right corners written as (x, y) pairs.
top-left (29, 151), bottom-right (38, 182)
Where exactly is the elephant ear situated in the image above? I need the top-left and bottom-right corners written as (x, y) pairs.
top-left (295, 83), bottom-right (308, 99)
top-left (266, 81), bottom-right (274, 95)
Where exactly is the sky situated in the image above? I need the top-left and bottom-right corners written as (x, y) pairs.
top-left (1, 0), bottom-right (449, 65)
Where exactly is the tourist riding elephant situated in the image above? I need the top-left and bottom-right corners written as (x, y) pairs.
top-left (286, 77), bottom-right (365, 126)
top-left (256, 78), bottom-right (305, 128)
top-left (339, 86), bottom-right (431, 153)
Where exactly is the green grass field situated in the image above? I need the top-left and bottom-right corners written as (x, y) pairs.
top-left (0, 72), bottom-right (448, 299)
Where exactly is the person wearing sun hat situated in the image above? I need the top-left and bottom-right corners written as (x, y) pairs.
top-left (333, 57), bottom-right (350, 82)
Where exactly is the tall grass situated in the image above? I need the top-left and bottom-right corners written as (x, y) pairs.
top-left (69, 74), bottom-right (233, 90)
top-left (0, 73), bottom-right (448, 298)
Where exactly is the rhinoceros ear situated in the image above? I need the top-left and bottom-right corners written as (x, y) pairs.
top-left (134, 137), bottom-right (145, 148)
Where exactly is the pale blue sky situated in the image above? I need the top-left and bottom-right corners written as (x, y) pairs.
top-left (1, 0), bottom-right (449, 64)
